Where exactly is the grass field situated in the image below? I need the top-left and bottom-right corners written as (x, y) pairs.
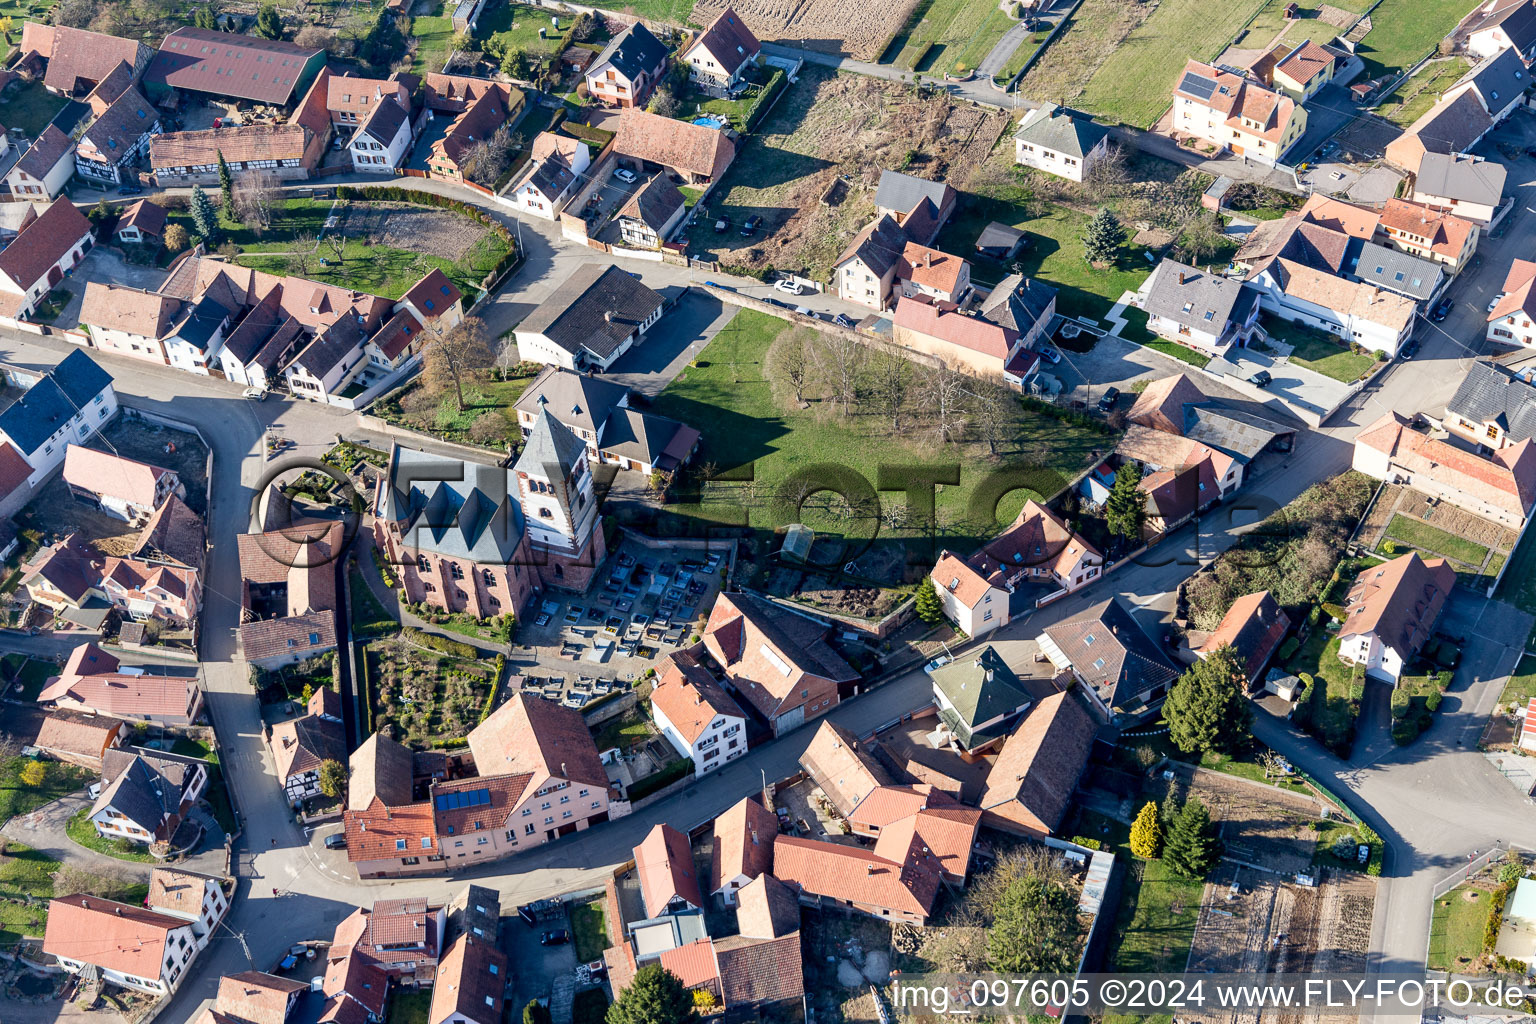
top-left (1427, 880), bottom-right (1492, 971)
top-left (0, 78), bottom-right (67, 138)
top-left (1356, 0), bottom-right (1482, 80)
top-left (1286, 632), bottom-right (1362, 754)
top-left (1375, 57), bottom-right (1473, 126)
top-left (65, 808), bottom-right (158, 863)
top-left (649, 308), bottom-right (1113, 551)
top-left (1498, 654), bottom-right (1536, 711)
top-left (350, 565), bottom-right (396, 638)
top-left (0, 755), bottom-right (87, 825)
top-left (1263, 317), bottom-right (1380, 382)
top-left (8, 656), bottom-right (57, 701)
top-left (1382, 514), bottom-right (1490, 567)
top-left (1237, 0), bottom-right (1355, 49)
top-left (1083, 811), bottom-right (1204, 974)
top-left (0, 842), bottom-right (148, 946)
top-left (571, 900), bottom-right (609, 962)
top-left (577, 0), bottom-right (694, 23)
top-left (475, 3), bottom-right (573, 55)
top-left (885, 0), bottom-right (1016, 76)
top-left (388, 989), bottom-right (433, 1024)
top-left (410, 2), bottom-right (458, 75)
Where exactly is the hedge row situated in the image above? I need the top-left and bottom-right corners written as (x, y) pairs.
top-left (479, 654), bottom-right (507, 725)
top-left (402, 626), bottom-right (478, 660)
top-left (627, 758), bottom-right (694, 802)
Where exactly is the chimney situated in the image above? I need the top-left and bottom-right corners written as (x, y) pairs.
top-left (115, 907), bottom-right (122, 916)
top-left (924, 251), bottom-right (932, 268)
top-left (866, 863), bottom-right (875, 875)
top-left (1178, 271), bottom-right (1186, 285)
top-left (561, 762), bottom-right (568, 777)
top-left (604, 311), bottom-right (614, 323)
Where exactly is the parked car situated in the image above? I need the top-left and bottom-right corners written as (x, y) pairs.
top-left (713, 216), bottom-right (730, 233)
top-left (541, 929), bottom-right (571, 946)
top-left (613, 167), bottom-right (637, 184)
top-left (1039, 345), bottom-right (1062, 364)
top-left (1097, 387), bottom-right (1121, 412)
top-left (1489, 292), bottom-right (1506, 314)
top-left (324, 834), bottom-right (347, 850)
top-left (834, 313), bottom-right (855, 328)
top-left (793, 305), bottom-right (812, 316)
top-left (116, 184), bottom-right (143, 196)
top-left (243, 387), bottom-right (267, 401)
top-left (774, 279), bottom-right (805, 295)
top-left (1430, 297), bottom-right (1453, 323)
top-left (1248, 369), bottom-right (1273, 388)
top-left (740, 214), bottom-right (764, 237)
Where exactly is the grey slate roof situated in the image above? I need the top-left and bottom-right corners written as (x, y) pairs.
top-left (513, 366), bottom-right (629, 435)
top-left (1142, 260), bottom-right (1252, 331)
top-left (592, 22), bottom-right (668, 82)
top-left (517, 263), bottom-right (664, 361)
top-left (1041, 597), bottom-right (1180, 710)
top-left (1348, 240), bottom-right (1441, 301)
top-left (980, 273), bottom-right (1056, 332)
top-left (1472, 0), bottom-right (1536, 57)
top-left (875, 169), bottom-right (952, 216)
top-left (836, 215), bottom-right (908, 278)
top-left (293, 315), bottom-right (365, 378)
top-left (599, 407), bottom-right (685, 466)
top-left (1415, 153), bottom-right (1507, 206)
top-left (527, 155), bottom-right (574, 202)
top-left (974, 221), bottom-right (1026, 255)
top-left (929, 646), bottom-right (1032, 749)
top-left (618, 174), bottom-right (685, 231)
top-left (1446, 358), bottom-right (1536, 442)
top-left (445, 884), bottom-right (501, 944)
top-left (173, 296), bottom-right (230, 352)
top-left (379, 445), bottom-right (527, 564)
top-left (514, 407), bottom-right (587, 481)
top-left (1183, 405), bottom-right (1295, 461)
top-left (0, 350), bottom-right (114, 457)
top-left (359, 96), bottom-right (408, 146)
top-left (1455, 46), bottom-right (1529, 112)
top-left (17, 125), bottom-right (73, 180)
top-left (94, 747), bottom-right (199, 835)
top-left (1013, 106), bottom-right (1109, 158)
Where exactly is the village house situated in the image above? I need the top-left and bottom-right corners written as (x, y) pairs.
top-left (798, 719), bottom-right (892, 822)
top-left (682, 7), bottom-right (762, 97)
top-left (1196, 590), bottom-right (1291, 686)
top-left (44, 895), bottom-right (200, 995)
top-left (514, 264), bottom-right (665, 372)
top-left (339, 732), bottom-right (443, 878)
top-left (1385, 49), bottom-right (1527, 175)
top-left (635, 823), bottom-right (704, 917)
top-left (0, 352), bottom-right (116, 496)
top-left (1411, 153), bottom-right (1507, 225)
top-left (89, 747), bottom-right (208, 846)
top-left (927, 647), bottom-right (1035, 753)
top-left (611, 108), bottom-right (737, 185)
top-left (1444, 358), bottom-right (1536, 448)
top-left (62, 445), bottom-right (181, 523)
top-left (135, 494), bottom-right (206, 573)
top-left (929, 551), bottom-right (1010, 639)
top-left (1140, 259), bottom-right (1261, 356)
top-left (32, 712), bottom-right (125, 770)
top-left (150, 123), bottom-right (325, 186)
top-left (420, 76), bottom-right (524, 185)
top-left (1013, 105), bottom-right (1111, 182)
top-left (327, 73), bottom-right (413, 132)
top-left (146, 869), bottom-right (229, 953)
top-left (617, 175), bottom-right (687, 250)
top-left (978, 689), bottom-right (1098, 835)
top-left (1468, 0), bottom-right (1536, 61)
top-left (41, 642), bottom-right (203, 726)
top-left (236, 522), bottom-right (342, 670)
top-left (196, 971), bottom-right (308, 1024)
top-left (510, 133), bottom-right (590, 221)
top-left (116, 200), bottom-right (169, 247)
top-left (873, 170), bottom-right (956, 244)
top-left (5, 126), bottom-right (76, 201)
top-left (1377, 198), bottom-right (1479, 274)
top-left (585, 22), bottom-right (669, 108)
top-left (20, 533), bottom-right (106, 620)
top-left (18, 23), bottom-right (153, 97)
top-left (512, 367), bottom-right (700, 476)
top-left (321, 949), bottom-right (391, 1024)
top-left (428, 935), bottom-right (507, 1024)
top-left (769, 832), bottom-right (941, 925)
top-left (0, 198), bottom-right (96, 321)
top-left (1353, 410), bottom-right (1536, 528)
top-left (649, 646), bottom-right (748, 777)
top-left (708, 796), bottom-right (777, 905)
top-left (1487, 259), bottom-right (1536, 349)
top-left (99, 555), bottom-right (201, 627)
top-left (1337, 551), bottom-right (1456, 683)
top-left (349, 95), bottom-right (413, 173)
top-left (1265, 39), bottom-right (1338, 102)
top-left (330, 897), bottom-right (446, 983)
top-left (701, 592), bottom-right (859, 737)
top-left (75, 83), bottom-right (161, 187)
top-left (1038, 598), bottom-right (1181, 718)
top-left (270, 686), bottom-right (346, 804)
top-left (1172, 60), bottom-right (1307, 165)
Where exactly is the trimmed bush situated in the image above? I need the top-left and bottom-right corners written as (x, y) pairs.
top-left (627, 758), bottom-right (694, 801)
top-left (1278, 636), bottom-right (1300, 660)
top-left (402, 626), bottom-right (477, 660)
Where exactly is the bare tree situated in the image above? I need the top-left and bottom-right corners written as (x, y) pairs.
top-left (1178, 209), bottom-right (1226, 264)
top-left (969, 373), bottom-right (1021, 457)
top-left (459, 124), bottom-right (519, 186)
top-left (234, 174), bottom-right (278, 234)
top-left (869, 339), bottom-right (911, 432)
top-left (919, 361), bottom-right (969, 443)
top-left (1082, 141), bottom-right (1129, 202)
top-left (52, 0), bottom-right (92, 28)
top-left (52, 864), bottom-right (135, 901)
top-left (324, 231), bottom-right (347, 265)
top-left (289, 233), bottom-right (317, 278)
top-left (813, 331), bottom-right (864, 418)
top-left (422, 315), bottom-right (495, 412)
top-left (765, 327), bottom-right (814, 406)
top-left (294, 25), bottom-right (337, 52)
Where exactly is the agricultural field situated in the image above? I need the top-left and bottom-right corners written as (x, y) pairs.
top-left (1374, 56), bottom-right (1473, 126)
top-left (689, 68), bottom-right (1010, 280)
top-left (691, 0), bottom-right (919, 61)
top-left (884, 0), bottom-right (1018, 76)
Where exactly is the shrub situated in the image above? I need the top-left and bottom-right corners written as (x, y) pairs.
top-left (1278, 636), bottom-right (1300, 660)
top-left (1069, 836), bottom-right (1103, 851)
top-left (1426, 690), bottom-right (1442, 713)
top-left (1381, 539), bottom-right (1398, 555)
top-left (478, 655), bottom-right (507, 724)
top-left (402, 626), bottom-right (477, 659)
top-left (1390, 687), bottom-right (1409, 719)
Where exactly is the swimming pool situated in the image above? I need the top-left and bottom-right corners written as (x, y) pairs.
top-left (692, 115), bottom-right (726, 129)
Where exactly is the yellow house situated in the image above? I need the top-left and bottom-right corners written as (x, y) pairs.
top-left (1172, 60), bottom-right (1308, 166)
top-left (1270, 40), bottom-right (1337, 102)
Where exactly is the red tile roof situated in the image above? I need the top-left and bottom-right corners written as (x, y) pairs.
top-left (216, 972), bottom-right (307, 1024)
top-left (1338, 551), bottom-right (1455, 661)
top-left (612, 108), bottom-right (737, 181)
top-left (0, 198), bottom-right (92, 294)
top-left (979, 690), bottom-right (1097, 834)
top-left (1356, 410), bottom-right (1536, 516)
top-left (872, 804), bottom-right (981, 882)
top-left (401, 268), bottom-right (462, 321)
top-left (43, 894), bottom-right (188, 978)
top-left (1275, 39), bottom-right (1335, 86)
top-left (651, 646), bottom-right (746, 744)
top-left (931, 551), bottom-right (995, 610)
top-left (343, 797), bottom-right (438, 864)
top-left (1379, 198), bottom-right (1476, 261)
top-left (771, 835), bottom-right (941, 919)
top-left (63, 444), bottom-right (174, 509)
top-left (798, 719), bottom-right (892, 818)
top-left (686, 7), bottom-right (761, 70)
top-left (657, 939), bottom-right (719, 990)
top-left (41, 642), bottom-right (196, 720)
top-left (466, 692), bottom-right (609, 789)
top-left (893, 294), bottom-right (1017, 359)
top-left (709, 795), bottom-right (777, 893)
top-left (714, 933), bottom-right (803, 1007)
top-left (34, 711), bottom-right (121, 763)
top-left (147, 27), bottom-right (323, 104)
top-left (635, 823), bottom-right (703, 915)
top-left (1197, 590), bottom-right (1290, 683)
top-left (0, 441), bottom-right (33, 503)
top-left (21, 24), bottom-right (147, 96)
top-left (429, 935), bottom-right (507, 1024)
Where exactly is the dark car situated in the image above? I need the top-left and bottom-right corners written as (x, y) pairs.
top-left (1097, 386), bottom-right (1121, 412)
top-left (740, 214), bottom-right (764, 237)
top-left (540, 929), bottom-right (571, 946)
top-left (324, 833), bottom-right (347, 850)
top-left (117, 184), bottom-right (143, 196)
top-left (834, 313), bottom-right (855, 328)
top-left (1248, 369), bottom-right (1273, 388)
top-left (1430, 297), bottom-right (1453, 322)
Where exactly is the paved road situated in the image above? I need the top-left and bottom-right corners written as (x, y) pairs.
top-left (977, 21), bottom-right (1031, 79)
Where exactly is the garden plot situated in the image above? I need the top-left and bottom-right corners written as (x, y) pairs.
top-left (688, 68), bottom-right (1010, 279)
top-left (691, 0), bottom-right (919, 61)
top-left (365, 634), bottom-right (499, 748)
top-left (343, 205), bottom-right (485, 262)
top-left (1355, 484), bottom-right (1516, 585)
top-left (1186, 864), bottom-right (1374, 1024)
top-left (1163, 766), bottom-right (1330, 877)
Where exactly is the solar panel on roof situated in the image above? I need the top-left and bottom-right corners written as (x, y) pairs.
top-left (1179, 72), bottom-right (1217, 102)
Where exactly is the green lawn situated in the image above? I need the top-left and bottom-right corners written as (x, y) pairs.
top-left (1375, 56), bottom-right (1474, 126)
top-left (170, 737), bottom-right (216, 761)
top-left (1428, 881), bottom-right (1493, 972)
top-left (475, 2), bottom-right (573, 54)
top-left (170, 198), bottom-right (511, 301)
top-left (570, 900), bottom-right (609, 962)
top-left (1084, 811), bottom-right (1204, 973)
top-left (885, 0), bottom-right (1016, 75)
top-left (1356, 0), bottom-right (1483, 80)
top-left (350, 566), bottom-right (396, 638)
top-left (593, 712), bottom-right (653, 755)
top-left (0, 843), bottom-right (58, 946)
top-left (373, 370), bottom-right (539, 448)
top-left (389, 988), bottom-right (433, 1024)
top-left (1497, 654), bottom-right (1536, 712)
top-left (410, 2), bottom-right (458, 75)
top-left (1285, 632), bottom-right (1362, 756)
top-left (1142, 339), bottom-right (1213, 369)
top-left (0, 755), bottom-right (87, 825)
top-left (1263, 317), bottom-right (1380, 382)
top-left (8, 656), bottom-right (57, 701)
top-left (649, 307), bottom-right (1114, 552)
top-left (0, 78), bottom-right (67, 138)
top-left (1381, 514), bottom-right (1490, 567)
top-left (1237, 0), bottom-right (1359, 49)
top-left (65, 808), bottom-right (157, 863)
top-left (1496, 522), bottom-right (1536, 646)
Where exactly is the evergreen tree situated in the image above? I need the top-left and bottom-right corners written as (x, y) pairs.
top-left (985, 875), bottom-right (1079, 974)
top-left (606, 966), bottom-right (695, 1024)
top-left (523, 1001), bottom-right (552, 1024)
top-left (1104, 461), bottom-right (1144, 542)
top-left (1164, 797), bottom-right (1221, 879)
top-left (190, 186), bottom-right (219, 242)
top-left (1082, 206), bottom-right (1124, 264)
top-left (1164, 644), bottom-right (1253, 755)
top-left (217, 151), bottom-right (235, 218)
top-left (1129, 800), bottom-right (1162, 859)
top-left (254, 4), bottom-right (283, 39)
top-left (914, 576), bottom-right (943, 625)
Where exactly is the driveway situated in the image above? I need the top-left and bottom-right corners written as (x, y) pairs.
top-left (603, 291), bottom-right (738, 396)
top-left (505, 909), bottom-right (580, 1014)
top-left (51, 249), bottom-right (170, 330)
top-left (1205, 347), bottom-right (1353, 424)
top-left (1, 791), bottom-right (228, 879)
top-left (1289, 84), bottom-right (1358, 165)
